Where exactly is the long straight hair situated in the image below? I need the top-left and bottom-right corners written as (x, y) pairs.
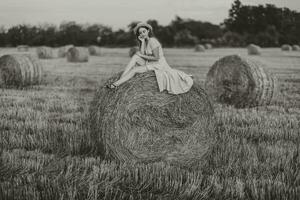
top-left (135, 26), bottom-right (154, 50)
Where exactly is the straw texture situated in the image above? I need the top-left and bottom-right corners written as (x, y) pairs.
top-left (17, 45), bottom-right (29, 52)
top-left (195, 45), bottom-right (205, 52)
top-left (204, 44), bottom-right (212, 49)
top-left (89, 71), bottom-right (215, 167)
top-left (58, 45), bottom-right (74, 57)
top-left (281, 44), bottom-right (292, 51)
top-left (66, 47), bottom-right (89, 62)
top-left (36, 46), bottom-right (53, 59)
top-left (247, 44), bottom-right (261, 55)
top-left (0, 54), bottom-right (43, 87)
top-left (205, 55), bottom-right (277, 108)
top-left (88, 46), bottom-right (101, 56)
top-left (292, 45), bottom-right (300, 51)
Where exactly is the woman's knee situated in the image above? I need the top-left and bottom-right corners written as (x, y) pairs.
top-left (131, 54), bottom-right (140, 61)
top-left (132, 55), bottom-right (145, 65)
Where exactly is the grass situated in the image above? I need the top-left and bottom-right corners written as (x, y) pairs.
top-left (0, 47), bottom-right (300, 199)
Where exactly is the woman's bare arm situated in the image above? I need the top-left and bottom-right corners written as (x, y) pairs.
top-left (140, 40), bottom-right (146, 54)
top-left (137, 47), bottom-right (159, 61)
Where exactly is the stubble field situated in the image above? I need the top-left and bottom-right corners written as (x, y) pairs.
top-left (0, 47), bottom-right (300, 199)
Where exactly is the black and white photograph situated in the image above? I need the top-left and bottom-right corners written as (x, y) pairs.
top-left (0, 0), bottom-right (300, 199)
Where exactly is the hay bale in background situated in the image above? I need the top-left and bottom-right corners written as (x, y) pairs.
top-left (66, 47), bottom-right (89, 62)
top-left (88, 45), bottom-right (101, 56)
top-left (281, 44), bottom-right (292, 51)
top-left (17, 45), bottom-right (29, 52)
top-left (205, 55), bottom-right (277, 108)
top-left (195, 44), bottom-right (205, 52)
top-left (247, 44), bottom-right (261, 55)
top-left (89, 71), bottom-right (215, 167)
top-left (204, 43), bottom-right (212, 49)
top-left (292, 45), bottom-right (300, 51)
top-left (129, 46), bottom-right (139, 57)
top-left (36, 46), bottom-right (53, 59)
top-left (57, 45), bottom-right (74, 57)
top-left (0, 54), bottom-right (43, 87)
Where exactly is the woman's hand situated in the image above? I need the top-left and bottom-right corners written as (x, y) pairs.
top-left (138, 35), bottom-right (145, 42)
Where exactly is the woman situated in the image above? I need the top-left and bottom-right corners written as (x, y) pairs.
top-left (106, 22), bottom-right (193, 94)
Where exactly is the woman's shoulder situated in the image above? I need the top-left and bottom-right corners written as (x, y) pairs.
top-left (149, 37), bottom-right (160, 43)
top-left (149, 37), bottom-right (161, 48)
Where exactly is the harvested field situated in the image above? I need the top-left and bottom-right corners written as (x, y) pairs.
top-left (1, 47), bottom-right (300, 199)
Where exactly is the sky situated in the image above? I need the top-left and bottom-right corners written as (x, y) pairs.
top-left (0, 0), bottom-right (299, 30)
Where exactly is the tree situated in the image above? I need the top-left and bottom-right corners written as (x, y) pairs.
top-left (224, 1), bottom-right (300, 46)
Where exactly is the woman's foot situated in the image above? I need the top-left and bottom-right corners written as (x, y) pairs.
top-left (105, 83), bottom-right (118, 89)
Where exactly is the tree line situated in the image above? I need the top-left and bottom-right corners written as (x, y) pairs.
top-left (223, 0), bottom-right (300, 47)
top-left (0, 1), bottom-right (299, 47)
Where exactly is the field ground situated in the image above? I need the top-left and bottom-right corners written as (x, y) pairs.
top-left (0, 47), bottom-right (300, 199)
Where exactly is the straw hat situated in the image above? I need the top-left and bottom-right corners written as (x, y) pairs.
top-left (133, 22), bottom-right (153, 35)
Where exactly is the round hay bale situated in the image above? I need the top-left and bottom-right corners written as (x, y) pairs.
top-left (0, 54), bottom-right (43, 87)
top-left (89, 71), bottom-right (215, 167)
top-left (194, 44), bottom-right (205, 52)
top-left (281, 44), bottom-right (292, 51)
top-left (204, 43), bottom-right (212, 49)
top-left (247, 44), bottom-right (261, 55)
top-left (292, 45), bottom-right (300, 51)
top-left (66, 47), bottom-right (89, 62)
top-left (205, 55), bottom-right (277, 108)
top-left (57, 45), bottom-right (74, 57)
top-left (17, 45), bottom-right (29, 52)
top-left (36, 46), bottom-right (53, 59)
top-left (129, 46), bottom-right (139, 57)
top-left (88, 45), bottom-right (101, 56)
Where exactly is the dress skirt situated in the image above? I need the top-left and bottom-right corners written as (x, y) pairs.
top-left (145, 58), bottom-right (193, 95)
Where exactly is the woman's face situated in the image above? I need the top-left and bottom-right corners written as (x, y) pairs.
top-left (138, 27), bottom-right (149, 39)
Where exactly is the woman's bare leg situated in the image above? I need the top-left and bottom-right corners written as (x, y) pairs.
top-left (121, 55), bottom-right (146, 78)
top-left (114, 66), bottom-right (148, 86)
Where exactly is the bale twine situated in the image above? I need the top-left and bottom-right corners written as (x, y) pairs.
top-left (57, 45), bottom-right (74, 57)
top-left (36, 46), bottom-right (53, 59)
top-left (0, 54), bottom-right (43, 87)
top-left (88, 45), bottom-right (101, 56)
top-left (205, 55), bottom-right (277, 108)
top-left (17, 45), bottom-right (29, 52)
top-left (66, 47), bottom-right (89, 62)
top-left (194, 44), bottom-right (205, 52)
top-left (204, 43), bottom-right (212, 49)
top-left (292, 45), bottom-right (300, 51)
top-left (247, 44), bottom-right (261, 55)
top-left (129, 46), bottom-right (139, 57)
top-left (89, 71), bottom-right (215, 167)
top-left (281, 44), bottom-right (292, 51)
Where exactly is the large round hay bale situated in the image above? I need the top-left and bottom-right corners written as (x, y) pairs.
top-left (292, 45), bottom-right (300, 51)
top-left (17, 45), bottom-right (29, 52)
top-left (66, 47), bottom-right (89, 62)
top-left (129, 46), bottom-right (139, 57)
top-left (281, 44), bottom-right (292, 51)
top-left (205, 55), bottom-right (277, 108)
top-left (88, 45), bottom-right (101, 56)
top-left (194, 44), bottom-right (205, 52)
top-left (36, 46), bottom-right (53, 59)
top-left (0, 54), bottom-right (43, 87)
top-left (57, 45), bottom-right (74, 57)
top-left (204, 43), bottom-right (212, 49)
top-left (247, 44), bottom-right (261, 55)
top-left (89, 71), bottom-right (215, 167)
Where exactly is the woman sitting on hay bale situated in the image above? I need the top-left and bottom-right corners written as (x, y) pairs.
top-left (106, 22), bottom-right (193, 94)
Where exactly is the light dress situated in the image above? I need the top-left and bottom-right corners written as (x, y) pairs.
top-left (142, 37), bottom-right (193, 94)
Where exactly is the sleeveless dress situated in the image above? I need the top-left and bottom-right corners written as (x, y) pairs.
top-left (143, 37), bottom-right (193, 94)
